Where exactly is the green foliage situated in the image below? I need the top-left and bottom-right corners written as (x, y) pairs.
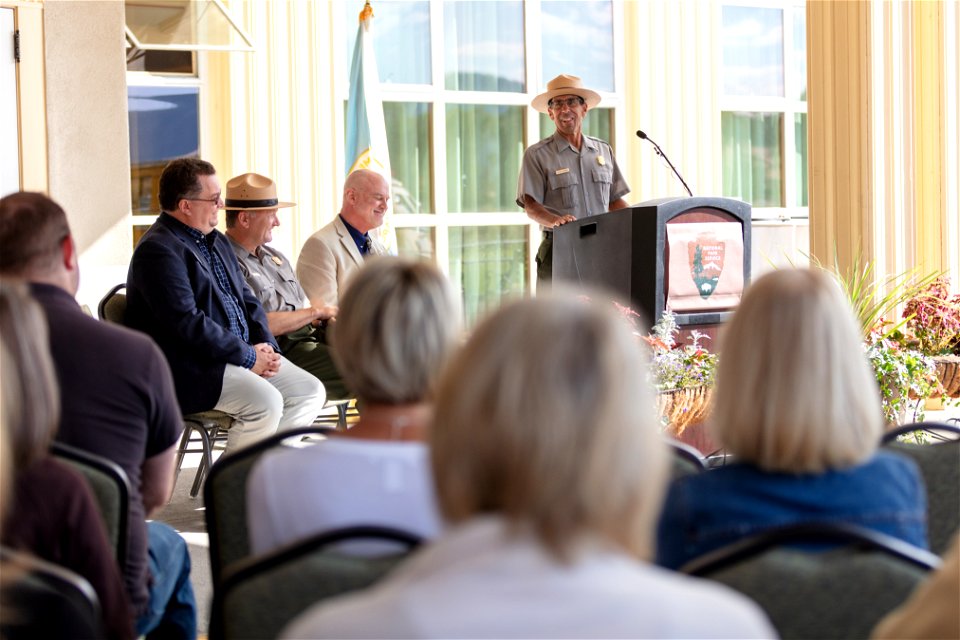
top-left (641, 309), bottom-right (718, 392)
top-left (865, 334), bottom-right (940, 425)
top-left (809, 254), bottom-right (939, 339)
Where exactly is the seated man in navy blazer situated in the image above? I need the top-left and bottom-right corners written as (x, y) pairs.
top-left (127, 158), bottom-right (324, 454)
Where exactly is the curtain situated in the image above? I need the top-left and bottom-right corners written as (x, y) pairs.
top-left (721, 111), bottom-right (782, 208)
top-left (444, 1), bottom-right (524, 92)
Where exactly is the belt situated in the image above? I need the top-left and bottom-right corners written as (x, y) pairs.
top-left (542, 229), bottom-right (553, 239)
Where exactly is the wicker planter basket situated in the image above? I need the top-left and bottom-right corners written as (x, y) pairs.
top-left (657, 386), bottom-right (713, 437)
top-left (933, 354), bottom-right (960, 398)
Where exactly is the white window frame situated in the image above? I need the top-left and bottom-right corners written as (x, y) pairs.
top-left (335, 0), bottom-right (625, 290)
top-left (720, 0), bottom-right (808, 222)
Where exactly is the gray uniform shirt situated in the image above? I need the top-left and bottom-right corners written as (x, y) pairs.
top-left (516, 131), bottom-right (629, 229)
top-left (228, 237), bottom-right (307, 313)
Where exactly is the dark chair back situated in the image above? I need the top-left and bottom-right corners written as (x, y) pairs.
top-left (204, 426), bottom-right (335, 586)
top-left (682, 522), bottom-right (940, 640)
top-left (882, 422), bottom-right (960, 555)
top-left (97, 283), bottom-right (127, 323)
top-left (50, 441), bottom-right (130, 567)
top-left (666, 439), bottom-right (706, 477)
top-left (211, 526), bottom-right (421, 640)
top-left (0, 546), bottom-right (104, 640)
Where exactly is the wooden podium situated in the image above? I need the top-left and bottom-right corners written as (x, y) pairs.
top-left (552, 196), bottom-right (751, 332)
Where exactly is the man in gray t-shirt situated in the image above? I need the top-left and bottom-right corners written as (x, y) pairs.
top-left (517, 74), bottom-right (630, 285)
top-left (224, 173), bottom-right (348, 400)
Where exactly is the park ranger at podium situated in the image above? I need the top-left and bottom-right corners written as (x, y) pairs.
top-left (517, 74), bottom-right (631, 286)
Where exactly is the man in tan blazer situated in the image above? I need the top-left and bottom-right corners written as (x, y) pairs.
top-left (297, 169), bottom-right (389, 307)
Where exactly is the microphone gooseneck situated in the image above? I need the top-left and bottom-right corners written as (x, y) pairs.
top-left (636, 130), bottom-right (693, 197)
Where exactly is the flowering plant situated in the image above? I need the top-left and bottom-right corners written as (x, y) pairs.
top-left (621, 306), bottom-right (718, 391)
top-left (900, 277), bottom-right (960, 356)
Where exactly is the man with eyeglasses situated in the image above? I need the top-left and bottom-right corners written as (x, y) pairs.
top-left (517, 74), bottom-right (631, 285)
top-left (127, 158), bottom-right (325, 455)
top-left (296, 168), bottom-right (389, 308)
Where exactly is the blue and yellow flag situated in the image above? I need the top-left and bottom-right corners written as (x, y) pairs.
top-left (346, 0), bottom-right (395, 253)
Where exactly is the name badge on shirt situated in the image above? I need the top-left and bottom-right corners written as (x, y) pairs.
top-left (271, 255), bottom-right (283, 266)
top-left (597, 156), bottom-right (606, 166)
top-left (555, 168), bottom-right (570, 175)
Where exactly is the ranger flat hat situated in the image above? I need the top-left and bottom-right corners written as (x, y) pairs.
top-left (223, 173), bottom-right (296, 211)
top-left (531, 74), bottom-right (601, 114)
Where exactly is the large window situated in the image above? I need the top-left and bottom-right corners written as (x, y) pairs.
top-left (721, 3), bottom-right (807, 216)
top-left (345, 0), bottom-right (619, 323)
top-left (126, 49), bottom-right (203, 246)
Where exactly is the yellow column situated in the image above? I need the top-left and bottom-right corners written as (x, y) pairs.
top-left (807, 0), bottom-right (875, 273)
top-left (912, 0), bottom-right (949, 278)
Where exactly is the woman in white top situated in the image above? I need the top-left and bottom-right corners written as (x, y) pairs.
top-left (246, 257), bottom-right (460, 556)
top-left (283, 290), bottom-right (775, 639)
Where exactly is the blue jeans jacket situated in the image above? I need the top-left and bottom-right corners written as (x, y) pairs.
top-left (655, 451), bottom-right (928, 570)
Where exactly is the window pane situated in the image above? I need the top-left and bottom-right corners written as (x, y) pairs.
top-left (446, 105), bottom-right (524, 212)
top-left (385, 102), bottom-right (432, 214)
top-left (722, 6), bottom-right (784, 97)
top-left (793, 8), bottom-right (807, 101)
top-left (721, 111), bottom-right (782, 207)
top-left (541, 0), bottom-right (615, 92)
top-left (346, 0), bottom-right (430, 84)
top-left (795, 113), bottom-right (808, 207)
top-left (449, 225), bottom-right (528, 326)
top-left (396, 227), bottom-right (435, 262)
top-left (444, 1), bottom-right (524, 92)
top-left (128, 86), bottom-right (199, 214)
top-left (539, 108), bottom-right (612, 145)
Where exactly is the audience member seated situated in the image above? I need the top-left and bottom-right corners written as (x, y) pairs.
top-left (656, 268), bottom-right (928, 570)
top-left (0, 281), bottom-right (133, 640)
top-left (0, 192), bottom-right (197, 638)
top-left (126, 159), bottom-right (324, 454)
top-left (247, 258), bottom-right (460, 556)
top-left (872, 531), bottom-right (960, 639)
top-left (282, 291), bottom-right (775, 639)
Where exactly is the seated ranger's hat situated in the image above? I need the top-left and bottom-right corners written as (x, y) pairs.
top-left (531, 74), bottom-right (601, 114)
top-left (223, 173), bottom-right (296, 210)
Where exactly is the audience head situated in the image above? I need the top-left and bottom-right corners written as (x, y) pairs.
top-left (341, 169), bottom-right (390, 234)
top-left (431, 290), bottom-right (667, 562)
top-left (331, 257), bottom-right (459, 406)
top-left (711, 268), bottom-right (883, 473)
top-left (0, 280), bottom-right (60, 474)
top-left (0, 193), bottom-right (77, 293)
top-left (158, 158), bottom-right (221, 234)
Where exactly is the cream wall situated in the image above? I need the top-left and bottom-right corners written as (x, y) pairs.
top-left (209, 0), bottom-right (340, 261)
top-left (43, 0), bottom-right (131, 308)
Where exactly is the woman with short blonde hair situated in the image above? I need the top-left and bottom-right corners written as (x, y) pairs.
top-left (284, 291), bottom-right (774, 639)
top-left (657, 268), bottom-right (927, 570)
top-left (711, 268), bottom-right (882, 471)
top-left (247, 257), bottom-right (461, 556)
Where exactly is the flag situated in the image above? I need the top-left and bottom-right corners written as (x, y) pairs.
top-left (345, 0), bottom-right (396, 254)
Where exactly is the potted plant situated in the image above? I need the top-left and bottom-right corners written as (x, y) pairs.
top-left (627, 306), bottom-right (718, 436)
top-left (899, 277), bottom-right (960, 398)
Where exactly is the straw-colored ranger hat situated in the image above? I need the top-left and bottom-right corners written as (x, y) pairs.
top-left (531, 74), bottom-right (602, 114)
top-left (223, 173), bottom-right (296, 210)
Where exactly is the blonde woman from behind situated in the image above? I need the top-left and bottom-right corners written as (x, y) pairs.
top-left (283, 290), bottom-right (774, 639)
top-left (656, 268), bottom-right (927, 570)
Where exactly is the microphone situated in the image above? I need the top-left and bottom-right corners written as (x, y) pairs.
top-left (636, 130), bottom-right (693, 197)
